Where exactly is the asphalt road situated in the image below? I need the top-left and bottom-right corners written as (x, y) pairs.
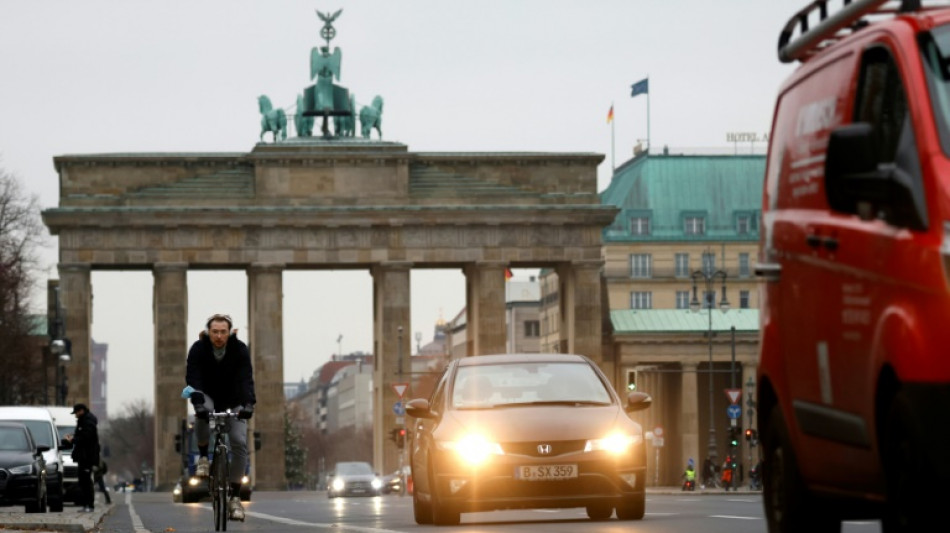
top-left (1, 488), bottom-right (884, 533)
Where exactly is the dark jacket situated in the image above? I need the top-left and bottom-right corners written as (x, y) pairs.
top-left (72, 411), bottom-right (100, 466)
top-left (185, 331), bottom-right (256, 410)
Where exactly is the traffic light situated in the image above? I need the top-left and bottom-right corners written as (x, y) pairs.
top-left (729, 427), bottom-right (739, 448)
top-left (744, 428), bottom-right (754, 441)
top-left (174, 434), bottom-right (182, 453)
top-left (396, 428), bottom-right (407, 449)
top-left (254, 431), bottom-right (262, 451)
top-left (389, 428), bottom-right (399, 444)
top-left (626, 370), bottom-right (637, 391)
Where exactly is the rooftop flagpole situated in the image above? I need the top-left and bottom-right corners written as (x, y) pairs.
top-left (607, 102), bottom-right (615, 171)
top-left (631, 77), bottom-right (650, 152)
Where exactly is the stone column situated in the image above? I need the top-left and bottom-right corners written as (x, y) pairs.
top-left (556, 261), bottom-right (605, 367)
top-left (248, 263), bottom-right (284, 490)
top-left (371, 262), bottom-right (411, 474)
top-left (152, 263), bottom-right (188, 489)
top-left (680, 362), bottom-right (700, 478)
top-left (58, 263), bottom-right (91, 408)
top-left (463, 261), bottom-right (507, 356)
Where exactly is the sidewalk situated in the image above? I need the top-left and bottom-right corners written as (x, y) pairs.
top-left (0, 501), bottom-right (113, 533)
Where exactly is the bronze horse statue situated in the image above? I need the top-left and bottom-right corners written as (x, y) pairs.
top-left (359, 95), bottom-right (384, 140)
top-left (258, 95), bottom-right (287, 142)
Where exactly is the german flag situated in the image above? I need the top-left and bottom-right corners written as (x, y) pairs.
top-left (505, 268), bottom-right (513, 281)
top-left (607, 104), bottom-right (614, 124)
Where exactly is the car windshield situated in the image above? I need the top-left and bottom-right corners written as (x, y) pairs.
top-left (451, 361), bottom-right (613, 409)
top-left (11, 420), bottom-right (54, 448)
top-left (0, 427), bottom-right (30, 451)
top-left (336, 462), bottom-right (373, 475)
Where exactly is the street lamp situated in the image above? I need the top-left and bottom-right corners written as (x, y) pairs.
top-left (690, 267), bottom-right (729, 467)
top-left (415, 331), bottom-right (422, 354)
top-left (50, 338), bottom-right (71, 405)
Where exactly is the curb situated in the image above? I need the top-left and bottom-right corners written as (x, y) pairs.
top-left (0, 503), bottom-right (113, 533)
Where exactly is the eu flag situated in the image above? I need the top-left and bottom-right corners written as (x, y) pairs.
top-left (631, 78), bottom-right (649, 98)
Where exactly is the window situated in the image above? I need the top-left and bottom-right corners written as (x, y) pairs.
top-left (702, 252), bottom-right (716, 275)
top-left (630, 292), bottom-right (653, 309)
top-left (739, 253), bottom-right (750, 278)
top-left (675, 253), bottom-right (690, 277)
top-left (740, 290), bottom-right (750, 309)
top-left (630, 217), bottom-right (651, 236)
top-left (737, 215), bottom-right (751, 235)
top-left (629, 254), bottom-right (652, 278)
top-left (676, 290), bottom-right (690, 309)
top-left (685, 216), bottom-right (706, 235)
top-left (524, 320), bottom-right (540, 337)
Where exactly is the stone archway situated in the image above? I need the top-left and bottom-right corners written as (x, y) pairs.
top-left (42, 140), bottom-right (617, 489)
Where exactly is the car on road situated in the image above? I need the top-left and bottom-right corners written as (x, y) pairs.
top-left (0, 406), bottom-right (65, 511)
top-left (406, 353), bottom-right (652, 525)
top-left (382, 465), bottom-right (412, 495)
top-left (0, 421), bottom-right (49, 513)
top-left (327, 461), bottom-right (383, 498)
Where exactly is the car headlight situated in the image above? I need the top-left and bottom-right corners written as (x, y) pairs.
top-left (9, 464), bottom-right (33, 475)
top-left (331, 478), bottom-right (345, 491)
top-left (585, 432), bottom-right (641, 454)
top-left (438, 434), bottom-right (504, 465)
top-left (371, 478), bottom-right (383, 490)
top-left (173, 485), bottom-right (182, 496)
top-left (241, 475), bottom-right (250, 485)
top-left (47, 463), bottom-right (59, 473)
top-left (188, 477), bottom-right (200, 486)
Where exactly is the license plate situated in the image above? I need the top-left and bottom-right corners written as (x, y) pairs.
top-left (515, 464), bottom-right (578, 480)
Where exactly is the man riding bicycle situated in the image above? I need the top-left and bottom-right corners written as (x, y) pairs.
top-left (185, 314), bottom-right (256, 521)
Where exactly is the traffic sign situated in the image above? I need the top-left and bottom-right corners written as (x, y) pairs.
top-left (653, 437), bottom-right (664, 447)
top-left (392, 382), bottom-right (409, 398)
top-left (725, 388), bottom-right (742, 404)
top-left (393, 401), bottom-right (406, 416)
top-left (653, 426), bottom-right (664, 437)
top-left (727, 404), bottom-right (742, 419)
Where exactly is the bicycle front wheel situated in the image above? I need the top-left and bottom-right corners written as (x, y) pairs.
top-left (215, 445), bottom-right (230, 531)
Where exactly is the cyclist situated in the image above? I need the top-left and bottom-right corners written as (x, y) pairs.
top-left (185, 314), bottom-right (256, 521)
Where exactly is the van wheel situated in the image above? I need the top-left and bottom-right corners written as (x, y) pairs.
top-left (586, 503), bottom-right (613, 520)
top-left (763, 405), bottom-right (840, 533)
top-left (882, 393), bottom-right (932, 532)
top-left (412, 491), bottom-right (432, 525)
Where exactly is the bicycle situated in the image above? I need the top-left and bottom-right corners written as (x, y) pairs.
top-left (207, 411), bottom-right (240, 531)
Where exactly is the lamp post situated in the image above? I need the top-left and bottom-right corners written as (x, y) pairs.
top-left (415, 331), bottom-right (422, 354)
top-left (50, 338), bottom-right (71, 405)
top-left (690, 267), bottom-right (730, 467)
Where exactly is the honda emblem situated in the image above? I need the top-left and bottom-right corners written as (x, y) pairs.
top-left (537, 444), bottom-right (552, 455)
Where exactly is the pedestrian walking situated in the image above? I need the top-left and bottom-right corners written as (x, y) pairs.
top-left (64, 404), bottom-right (101, 512)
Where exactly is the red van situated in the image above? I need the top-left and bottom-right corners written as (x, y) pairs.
top-left (757, 1), bottom-right (950, 531)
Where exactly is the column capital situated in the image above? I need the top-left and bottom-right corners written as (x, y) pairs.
top-left (372, 261), bottom-right (413, 275)
top-left (153, 262), bottom-right (189, 272)
top-left (248, 262), bottom-right (285, 273)
top-left (57, 262), bottom-right (91, 274)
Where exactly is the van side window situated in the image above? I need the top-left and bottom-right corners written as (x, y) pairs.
top-left (853, 46), bottom-right (908, 162)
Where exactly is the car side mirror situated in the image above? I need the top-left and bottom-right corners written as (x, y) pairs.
top-left (36, 444), bottom-right (51, 454)
top-left (624, 391), bottom-right (652, 413)
top-left (60, 438), bottom-right (73, 450)
top-left (825, 122), bottom-right (927, 230)
top-left (405, 398), bottom-right (435, 419)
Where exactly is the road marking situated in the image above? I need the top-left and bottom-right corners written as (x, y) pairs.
top-left (711, 514), bottom-right (761, 520)
top-left (246, 510), bottom-right (407, 533)
top-left (125, 492), bottom-right (153, 533)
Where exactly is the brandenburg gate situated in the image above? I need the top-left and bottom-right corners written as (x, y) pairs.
top-left (41, 140), bottom-right (617, 488)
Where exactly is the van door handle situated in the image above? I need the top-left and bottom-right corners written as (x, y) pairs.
top-left (823, 237), bottom-right (838, 252)
top-left (806, 234), bottom-right (822, 248)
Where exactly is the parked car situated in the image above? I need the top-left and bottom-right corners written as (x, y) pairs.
top-left (0, 406), bottom-right (66, 511)
top-left (46, 406), bottom-right (80, 505)
top-left (758, 1), bottom-right (950, 532)
top-left (327, 461), bottom-right (383, 498)
top-left (0, 421), bottom-right (49, 513)
top-left (407, 353), bottom-right (652, 525)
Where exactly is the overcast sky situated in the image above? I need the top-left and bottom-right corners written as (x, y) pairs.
top-left (0, 0), bottom-right (801, 416)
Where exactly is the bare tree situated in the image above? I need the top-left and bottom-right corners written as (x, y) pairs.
top-left (100, 400), bottom-right (155, 482)
top-left (0, 165), bottom-right (47, 404)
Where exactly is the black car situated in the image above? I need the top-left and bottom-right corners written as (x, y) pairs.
top-left (0, 421), bottom-right (49, 513)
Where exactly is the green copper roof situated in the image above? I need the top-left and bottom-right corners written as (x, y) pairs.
top-left (611, 308), bottom-right (759, 334)
top-left (600, 153), bottom-right (765, 242)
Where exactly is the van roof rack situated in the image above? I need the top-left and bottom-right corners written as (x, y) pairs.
top-left (778, 0), bottom-right (950, 63)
